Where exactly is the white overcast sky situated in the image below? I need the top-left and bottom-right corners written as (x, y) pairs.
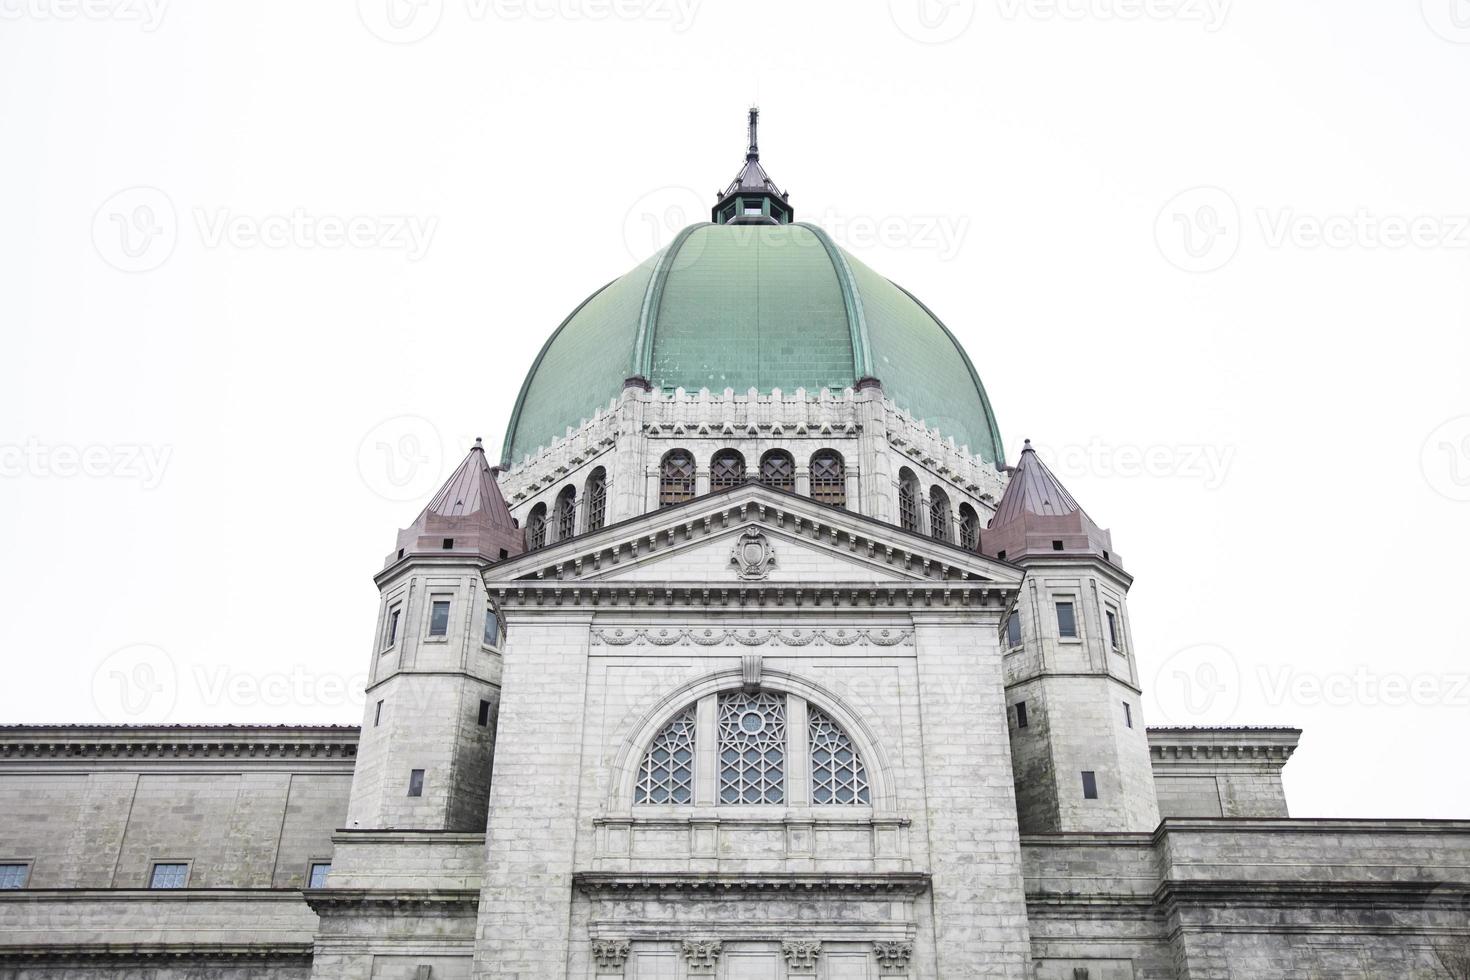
top-left (2, 0), bottom-right (1468, 819)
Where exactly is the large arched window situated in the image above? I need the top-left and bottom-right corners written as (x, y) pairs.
top-left (659, 450), bottom-right (695, 507)
top-left (526, 503), bottom-right (547, 550)
top-left (810, 450), bottom-right (846, 508)
top-left (632, 689), bottom-right (872, 808)
top-left (898, 468), bottom-right (921, 533)
top-left (929, 486), bottom-right (953, 543)
top-left (958, 503), bottom-right (979, 550)
top-left (710, 449), bottom-right (746, 491)
top-left (758, 450), bottom-right (795, 493)
top-left (555, 485), bottom-right (577, 541)
top-left (584, 467), bottom-right (607, 532)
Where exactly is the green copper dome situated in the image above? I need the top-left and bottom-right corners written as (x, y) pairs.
top-left (500, 221), bottom-right (1004, 468)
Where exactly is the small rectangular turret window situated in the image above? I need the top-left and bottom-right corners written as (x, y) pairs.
top-left (1014, 701), bottom-right (1028, 729)
top-left (478, 700), bottom-right (491, 726)
top-left (1123, 701), bottom-right (1133, 728)
top-left (1052, 539), bottom-right (1064, 551)
top-left (1006, 613), bottom-right (1022, 648)
top-left (442, 537), bottom-right (454, 549)
top-left (1056, 601), bottom-right (1078, 638)
top-left (1081, 771), bottom-right (1098, 799)
top-left (408, 769), bottom-right (425, 797)
top-left (429, 601), bottom-right (450, 637)
top-left (0, 864), bottom-right (29, 889)
top-left (1107, 610), bottom-right (1121, 650)
top-left (374, 700), bottom-right (383, 727)
top-left (483, 608), bottom-right (500, 646)
top-left (385, 608), bottom-right (401, 648)
top-left (308, 862), bottom-right (331, 888)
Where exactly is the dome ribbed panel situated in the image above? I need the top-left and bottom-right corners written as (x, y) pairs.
top-left (504, 247), bottom-right (664, 465)
top-left (844, 251), bottom-right (1003, 464)
top-left (649, 225), bottom-right (854, 394)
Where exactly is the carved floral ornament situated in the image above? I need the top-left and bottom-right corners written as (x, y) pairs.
top-left (591, 939), bottom-right (630, 969)
top-left (873, 940), bottom-right (915, 972)
top-left (731, 528), bottom-right (777, 580)
top-left (781, 939), bottom-right (822, 971)
top-left (680, 938), bottom-right (723, 970)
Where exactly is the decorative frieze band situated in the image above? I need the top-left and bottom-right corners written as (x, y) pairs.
top-left (591, 627), bottom-right (914, 648)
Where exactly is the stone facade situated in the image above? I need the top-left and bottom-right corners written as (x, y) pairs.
top-left (4, 138), bottom-right (1469, 975)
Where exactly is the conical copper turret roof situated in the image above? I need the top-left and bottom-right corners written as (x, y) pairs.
top-left (985, 440), bottom-right (1119, 566)
top-left (387, 438), bottom-right (524, 566)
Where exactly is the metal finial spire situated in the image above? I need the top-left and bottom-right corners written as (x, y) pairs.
top-left (747, 105), bottom-right (759, 160)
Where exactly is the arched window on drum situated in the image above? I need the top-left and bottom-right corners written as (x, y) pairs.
top-left (810, 450), bottom-right (846, 508)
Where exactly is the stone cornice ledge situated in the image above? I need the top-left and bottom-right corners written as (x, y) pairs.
top-left (302, 888), bottom-right (479, 916)
top-left (0, 943), bottom-right (313, 965)
top-left (0, 726), bottom-right (359, 761)
top-left (573, 872), bottom-right (930, 897)
top-left (1155, 878), bottom-right (1454, 910)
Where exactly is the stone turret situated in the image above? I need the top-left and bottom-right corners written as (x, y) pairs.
top-left (988, 440), bottom-right (1159, 833)
top-left (347, 438), bottom-right (522, 832)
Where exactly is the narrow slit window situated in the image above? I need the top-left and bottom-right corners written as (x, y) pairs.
top-left (1082, 771), bottom-right (1098, 799)
top-left (374, 700), bottom-right (383, 727)
top-left (1123, 701), bottom-right (1133, 729)
top-left (478, 700), bottom-right (492, 727)
top-left (1106, 610), bottom-right (1121, 650)
top-left (1015, 701), bottom-right (1029, 729)
top-left (483, 607), bottom-right (500, 646)
top-left (1006, 613), bottom-right (1022, 648)
top-left (408, 769), bottom-right (425, 797)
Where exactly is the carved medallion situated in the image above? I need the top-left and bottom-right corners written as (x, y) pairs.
top-left (730, 528), bottom-right (776, 580)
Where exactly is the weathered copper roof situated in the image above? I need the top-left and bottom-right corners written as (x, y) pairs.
top-left (985, 439), bottom-right (1119, 565)
top-left (991, 439), bottom-right (1089, 527)
top-left (388, 438), bottom-right (524, 566)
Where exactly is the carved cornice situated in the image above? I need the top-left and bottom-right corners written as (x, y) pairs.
top-left (499, 583), bottom-right (1006, 611)
top-left (1148, 727), bottom-right (1301, 767)
top-left (0, 726), bottom-right (359, 762)
top-left (592, 627), bottom-right (914, 648)
top-left (573, 872), bottom-right (930, 897)
top-left (1154, 878), bottom-right (1458, 911)
top-left (301, 888), bottom-right (479, 917)
top-left (0, 944), bottom-right (313, 965)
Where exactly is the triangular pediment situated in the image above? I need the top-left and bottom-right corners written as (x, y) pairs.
top-left (483, 485), bottom-right (1021, 591)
